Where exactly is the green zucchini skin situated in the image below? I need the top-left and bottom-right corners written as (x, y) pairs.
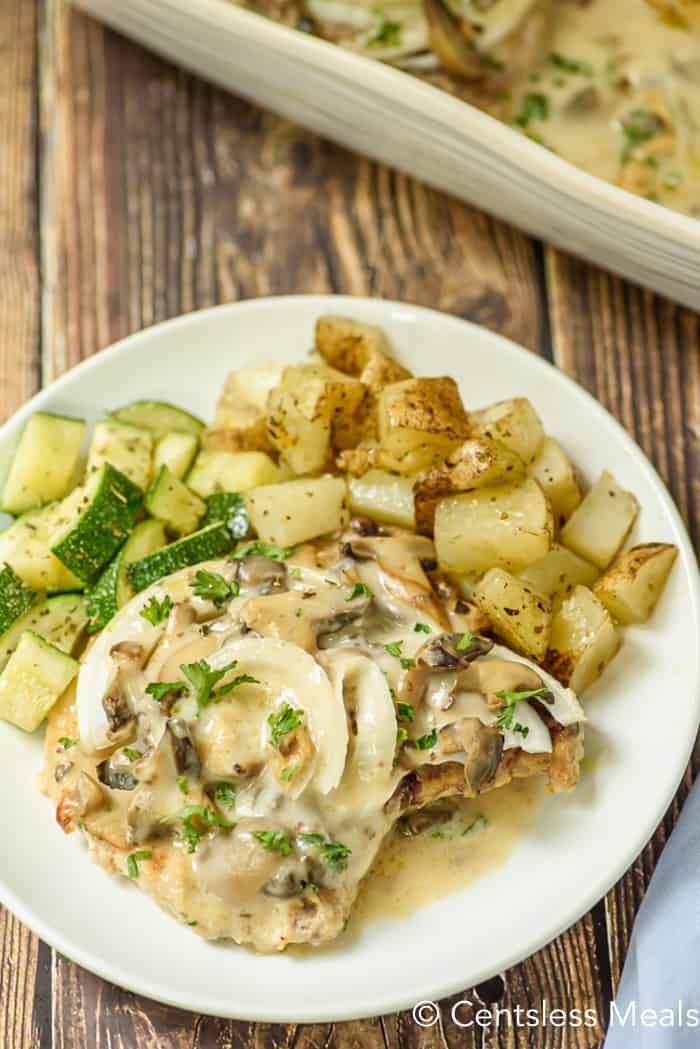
top-left (50, 463), bottom-right (143, 583)
top-left (201, 492), bottom-right (249, 539)
top-left (0, 593), bottom-right (87, 671)
top-left (0, 563), bottom-right (36, 638)
top-left (111, 400), bottom-right (204, 440)
top-left (126, 522), bottom-right (234, 593)
top-left (85, 557), bottom-right (120, 634)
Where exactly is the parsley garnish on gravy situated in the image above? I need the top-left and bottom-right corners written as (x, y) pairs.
top-left (127, 849), bottom-right (152, 879)
top-left (268, 702), bottom-right (304, 746)
top-left (254, 830), bottom-right (292, 856)
top-left (233, 540), bottom-right (296, 561)
top-left (495, 687), bottom-right (551, 738)
top-left (161, 805), bottom-right (235, 853)
top-left (190, 569), bottom-right (239, 606)
top-left (345, 581), bottom-right (372, 602)
top-left (298, 832), bottom-right (352, 873)
top-left (140, 594), bottom-right (172, 625)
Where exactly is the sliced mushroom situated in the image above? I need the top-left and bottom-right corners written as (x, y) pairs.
top-left (399, 631), bottom-right (493, 707)
top-left (97, 759), bottom-right (139, 791)
top-left (167, 717), bottom-right (201, 777)
top-left (439, 718), bottom-right (504, 793)
top-left (102, 693), bottom-right (133, 734)
top-left (235, 555), bottom-right (288, 594)
top-left (109, 641), bottom-right (146, 666)
top-left (242, 586), bottom-right (370, 653)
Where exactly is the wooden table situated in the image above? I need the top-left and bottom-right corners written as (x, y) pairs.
top-left (1, 2), bottom-right (699, 1046)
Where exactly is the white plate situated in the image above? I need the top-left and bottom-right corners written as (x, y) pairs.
top-left (71, 0), bottom-right (700, 310)
top-left (0, 296), bottom-right (698, 1022)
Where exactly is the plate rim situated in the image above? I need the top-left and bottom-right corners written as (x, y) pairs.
top-left (1, 294), bottom-right (698, 1022)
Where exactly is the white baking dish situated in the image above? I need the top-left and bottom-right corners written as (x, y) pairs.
top-left (73, 0), bottom-right (700, 309)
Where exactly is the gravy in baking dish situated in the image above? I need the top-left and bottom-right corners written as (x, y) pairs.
top-left (507, 0), bottom-right (700, 217)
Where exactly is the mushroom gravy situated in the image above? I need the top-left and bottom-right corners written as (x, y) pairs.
top-left (42, 532), bottom-right (583, 953)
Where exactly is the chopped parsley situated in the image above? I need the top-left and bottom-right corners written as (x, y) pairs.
top-left (127, 849), bottom-right (152, 879)
top-left (456, 630), bottom-right (475, 652)
top-left (140, 594), bottom-right (172, 625)
top-left (281, 765), bottom-right (296, 782)
top-left (190, 569), bottom-right (239, 607)
top-left (253, 830), bottom-right (292, 856)
top-left (549, 52), bottom-right (593, 76)
top-left (396, 726), bottom-right (409, 748)
top-left (298, 832), bottom-right (352, 873)
top-left (400, 657), bottom-right (416, 670)
top-left (415, 728), bottom-right (438, 751)
top-left (145, 680), bottom-right (186, 703)
top-left (462, 814), bottom-right (489, 835)
top-left (414, 622), bottom-right (432, 634)
top-left (620, 109), bottom-right (662, 163)
top-left (384, 640), bottom-right (403, 658)
top-left (495, 686), bottom-right (550, 732)
top-left (176, 775), bottom-right (189, 795)
top-left (294, 607), bottom-right (302, 617)
top-left (397, 702), bottom-right (414, 723)
top-left (58, 736), bottom-right (78, 750)
top-left (212, 781), bottom-right (236, 809)
top-left (233, 540), bottom-right (295, 561)
top-left (268, 702), bottom-right (304, 746)
top-left (122, 747), bottom-right (142, 762)
top-left (161, 804), bottom-right (235, 853)
top-left (180, 658), bottom-right (259, 714)
top-left (345, 581), bottom-right (373, 602)
top-left (367, 17), bottom-right (401, 48)
top-left (515, 92), bottom-right (549, 128)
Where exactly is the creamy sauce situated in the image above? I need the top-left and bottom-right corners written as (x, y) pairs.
top-left (42, 534), bottom-right (583, 953)
top-left (246, 0), bottom-right (700, 216)
top-left (351, 776), bottom-right (542, 930)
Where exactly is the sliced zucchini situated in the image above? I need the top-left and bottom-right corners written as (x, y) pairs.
top-left (154, 431), bottom-right (199, 480)
top-left (86, 518), bottom-right (167, 633)
top-left (145, 466), bottom-right (205, 536)
top-left (87, 419), bottom-right (153, 491)
top-left (117, 518), bottom-right (167, 606)
top-left (0, 563), bottom-right (36, 637)
top-left (126, 522), bottom-right (234, 593)
top-left (0, 630), bottom-right (79, 732)
top-left (201, 492), bottom-right (249, 538)
top-left (0, 506), bottom-right (84, 592)
top-left (1, 412), bottom-right (86, 515)
top-left (0, 593), bottom-right (87, 671)
top-left (111, 400), bottom-right (204, 440)
top-left (50, 463), bottom-right (143, 583)
top-left (187, 450), bottom-right (281, 498)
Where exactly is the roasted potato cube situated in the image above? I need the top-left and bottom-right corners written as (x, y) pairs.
top-left (593, 542), bottom-right (677, 624)
top-left (348, 469), bottom-right (417, 529)
top-left (527, 436), bottom-right (581, 526)
top-left (519, 543), bottom-right (599, 605)
top-left (378, 377), bottom-right (470, 475)
top-left (314, 315), bottom-right (411, 392)
top-left (469, 397), bottom-right (544, 464)
top-left (560, 470), bottom-right (639, 569)
top-left (474, 568), bottom-right (552, 661)
top-left (414, 436), bottom-right (526, 533)
top-left (246, 475), bottom-right (348, 548)
top-left (203, 364), bottom-right (282, 452)
top-left (266, 363), bottom-right (367, 475)
top-left (546, 585), bottom-right (620, 694)
top-left (434, 478), bottom-right (552, 575)
top-left (187, 449), bottom-right (281, 497)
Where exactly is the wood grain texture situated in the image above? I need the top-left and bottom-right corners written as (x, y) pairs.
top-left (0, 3), bottom-right (698, 1047)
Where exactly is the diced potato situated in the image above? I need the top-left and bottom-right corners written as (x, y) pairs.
top-left (348, 469), bottom-right (416, 529)
top-left (267, 363), bottom-right (368, 475)
top-left (246, 476), bottom-right (348, 548)
top-left (527, 436), bottom-right (581, 526)
top-left (469, 398), bottom-right (544, 464)
top-left (593, 542), bottom-right (677, 624)
top-left (546, 585), bottom-right (620, 694)
top-left (434, 478), bottom-right (552, 575)
top-left (474, 568), bottom-right (552, 661)
top-left (378, 377), bottom-right (470, 475)
top-left (519, 543), bottom-right (598, 605)
top-left (187, 449), bottom-right (281, 497)
top-left (314, 315), bottom-right (411, 393)
top-left (414, 436), bottom-right (525, 533)
top-left (560, 470), bottom-right (639, 569)
top-left (203, 364), bottom-right (282, 452)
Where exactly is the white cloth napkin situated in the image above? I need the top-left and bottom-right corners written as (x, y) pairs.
top-left (605, 776), bottom-right (700, 1048)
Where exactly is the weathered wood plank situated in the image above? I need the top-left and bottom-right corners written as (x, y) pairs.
top-left (0, 3), bottom-right (46, 1047)
top-left (545, 245), bottom-right (700, 995)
